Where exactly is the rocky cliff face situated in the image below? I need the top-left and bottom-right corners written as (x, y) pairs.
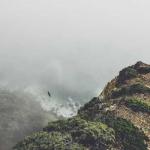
top-left (14, 62), bottom-right (150, 150)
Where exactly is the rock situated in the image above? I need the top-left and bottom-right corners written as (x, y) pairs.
top-left (13, 62), bottom-right (150, 150)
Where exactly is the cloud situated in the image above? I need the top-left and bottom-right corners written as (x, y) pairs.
top-left (0, 0), bottom-right (150, 149)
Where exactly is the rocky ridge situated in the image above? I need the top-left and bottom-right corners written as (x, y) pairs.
top-left (14, 61), bottom-right (150, 150)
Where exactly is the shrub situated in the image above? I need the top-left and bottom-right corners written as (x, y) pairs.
top-left (111, 83), bottom-right (150, 98)
top-left (104, 117), bottom-right (148, 150)
top-left (44, 116), bottom-right (115, 149)
top-left (125, 98), bottom-right (150, 113)
top-left (13, 131), bottom-right (86, 150)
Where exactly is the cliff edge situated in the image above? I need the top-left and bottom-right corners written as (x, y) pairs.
top-left (14, 61), bottom-right (150, 150)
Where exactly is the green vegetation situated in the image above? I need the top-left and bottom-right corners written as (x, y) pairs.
top-left (111, 83), bottom-right (150, 98)
top-left (117, 67), bottom-right (138, 84)
top-left (104, 117), bottom-right (148, 150)
top-left (125, 98), bottom-right (150, 113)
top-left (13, 62), bottom-right (150, 150)
top-left (13, 131), bottom-right (86, 150)
top-left (44, 116), bottom-right (115, 149)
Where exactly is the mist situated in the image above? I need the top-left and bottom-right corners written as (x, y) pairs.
top-left (0, 0), bottom-right (150, 149)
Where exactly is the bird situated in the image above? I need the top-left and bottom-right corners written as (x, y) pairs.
top-left (48, 91), bottom-right (51, 97)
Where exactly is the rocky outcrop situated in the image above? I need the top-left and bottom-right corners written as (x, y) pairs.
top-left (14, 61), bottom-right (150, 150)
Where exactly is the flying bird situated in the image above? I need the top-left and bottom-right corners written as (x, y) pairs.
top-left (48, 91), bottom-right (51, 97)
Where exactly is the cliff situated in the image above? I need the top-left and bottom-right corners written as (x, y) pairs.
top-left (14, 61), bottom-right (150, 150)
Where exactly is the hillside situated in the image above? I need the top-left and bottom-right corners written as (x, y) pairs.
top-left (14, 61), bottom-right (150, 150)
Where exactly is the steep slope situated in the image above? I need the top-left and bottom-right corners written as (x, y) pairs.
top-left (14, 61), bottom-right (150, 150)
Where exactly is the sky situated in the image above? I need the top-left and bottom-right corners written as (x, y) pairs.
top-left (0, 0), bottom-right (150, 102)
top-left (0, 0), bottom-right (150, 149)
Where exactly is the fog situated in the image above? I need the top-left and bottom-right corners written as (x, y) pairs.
top-left (0, 0), bottom-right (150, 149)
